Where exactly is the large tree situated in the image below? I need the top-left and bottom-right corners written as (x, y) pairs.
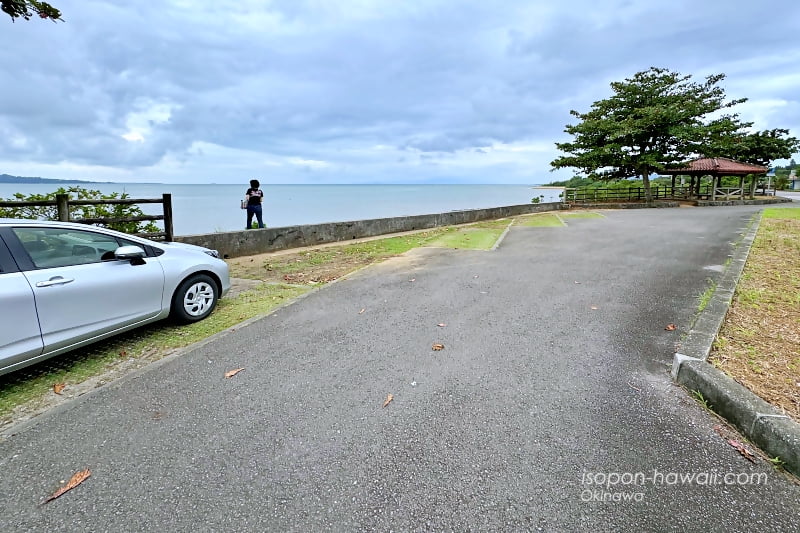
top-left (2, 0), bottom-right (60, 21)
top-left (551, 67), bottom-right (746, 203)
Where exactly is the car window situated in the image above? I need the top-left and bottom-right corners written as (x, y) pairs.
top-left (12, 227), bottom-right (130, 269)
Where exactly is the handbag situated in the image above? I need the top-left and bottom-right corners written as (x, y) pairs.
top-left (240, 199), bottom-right (247, 209)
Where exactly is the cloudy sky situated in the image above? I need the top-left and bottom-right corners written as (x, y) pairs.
top-left (1, 0), bottom-right (798, 184)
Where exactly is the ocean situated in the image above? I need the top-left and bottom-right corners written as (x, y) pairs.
top-left (0, 183), bottom-right (563, 236)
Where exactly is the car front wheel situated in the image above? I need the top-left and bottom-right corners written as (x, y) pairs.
top-left (170, 274), bottom-right (219, 323)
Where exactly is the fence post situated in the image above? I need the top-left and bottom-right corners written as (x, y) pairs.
top-left (56, 194), bottom-right (70, 221)
top-left (162, 193), bottom-right (174, 241)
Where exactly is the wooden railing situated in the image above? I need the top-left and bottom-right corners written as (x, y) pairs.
top-left (713, 187), bottom-right (745, 199)
top-left (564, 186), bottom-right (712, 203)
top-left (0, 193), bottom-right (173, 241)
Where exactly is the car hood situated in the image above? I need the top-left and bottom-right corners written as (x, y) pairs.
top-left (161, 241), bottom-right (219, 256)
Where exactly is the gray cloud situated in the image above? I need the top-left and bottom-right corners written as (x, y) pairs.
top-left (0, 0), bottom-right (797, 183)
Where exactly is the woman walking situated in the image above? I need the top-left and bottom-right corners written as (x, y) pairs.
top-left (244, 179), bottom-right (265, 229)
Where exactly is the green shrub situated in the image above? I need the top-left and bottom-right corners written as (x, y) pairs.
top-left (0, 186), bottom-right (160, 234)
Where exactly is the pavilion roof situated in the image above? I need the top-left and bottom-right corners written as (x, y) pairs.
top-left (661, 157), bottom-right (767, 176)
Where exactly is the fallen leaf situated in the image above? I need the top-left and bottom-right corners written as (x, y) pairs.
top-left (53, 383), bottom-right (66, 395)
top-left (727, 439), bottom-right (757, 463)
top-left (574, 281), bottom-right (581, 284)
top-left (43, 469), bottom-right (91, 504)
top-left (432, 343), bottom-right (445, 351)
top-left (224, 368), bottom-right (245, 378)
top-left (409, 278), bottom-right (416, 282)
top-left (382, 394), bottom-right (394, 408)
top-left (665, 323), bottom-right (677, 331)
top-left (119, 350), bottom-right (128, 358)
top-left (359, 308), bottom-right (365, 314)
top-left (437, 323), bottom-right (446, 327)
top-left (590, 306), bottom-right (598, 310)
top-left (473, 275), bottom-right (479, 278)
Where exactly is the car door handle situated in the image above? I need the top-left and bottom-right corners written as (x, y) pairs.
top-left (36, 276), bottom-right (75, 287)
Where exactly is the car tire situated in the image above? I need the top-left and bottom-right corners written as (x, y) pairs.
top-left (170, 274), bottom-right (219, 324)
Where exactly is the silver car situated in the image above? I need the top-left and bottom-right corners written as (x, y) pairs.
top-left (0, 218), bottom-right (230, 377)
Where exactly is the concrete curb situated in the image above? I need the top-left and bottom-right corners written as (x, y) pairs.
top-left (671, 211), bottom-right (800, 476)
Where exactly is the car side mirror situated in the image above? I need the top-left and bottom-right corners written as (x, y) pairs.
top-left (114, 245), bottom-right (146, 260)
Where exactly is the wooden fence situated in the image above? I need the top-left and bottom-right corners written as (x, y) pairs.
top-left (564, 185), bottom-right (720, 203)
top-left (0, 193), bottom-right (174, 241)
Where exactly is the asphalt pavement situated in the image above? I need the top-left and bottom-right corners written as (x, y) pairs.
top-left (1, 206), bottom-right (799, 532)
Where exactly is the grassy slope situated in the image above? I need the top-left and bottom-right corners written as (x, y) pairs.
top-left (710, 207), bottom-right (800, 421)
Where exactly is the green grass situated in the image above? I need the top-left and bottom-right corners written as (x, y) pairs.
top-left (697, 279), bottom-right (717, 312)
top-left (351, 220), bottom-right (511, 251)
top-left (0, 283), bottom-right (309, 421)
top-left (691, 390), bottom-right (713, 411)
top-left (263, 229), bottom-right (451, 275)
top-left (559, 212), bottom-right (604, 219)
top-left (763, 207), bottom-right (800, 220)
top-left (516, 214), bottom-right (565, 227)
top-left (425, 227), bottom-right (506, 249)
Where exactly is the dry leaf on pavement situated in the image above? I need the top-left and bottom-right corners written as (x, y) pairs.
top-left (727, 439), bottom-right (757, 463)
top-left (437, 323), bottom-right (446, 327)
top-left (665, 324), bottom-right (677, 331)
top-left (224, 368), bottom-right (245, 378)
top-left (409, 278), bottom-right (416, 282)
top-left (52, 383), bottom-right (66, 395)
top-left (383, 394), bottom-right (394, 408)
top-left (43, 469), bottom-right (91, 504)
top-left (359, 308), bottom-right (365, 314)
top-left (590, 306), bottom-right (599, 310)
top-left (432, 343), bottom-right (445, 351)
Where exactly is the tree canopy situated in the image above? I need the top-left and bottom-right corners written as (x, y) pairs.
top-left (549, 67), bottom-right (795, 202)
top-left (2, 0), bottom-right (61, 21)
top-left (707, 128), bottom-right (799, 167)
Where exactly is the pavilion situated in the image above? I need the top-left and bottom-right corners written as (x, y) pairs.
top-left (660, 157), bottom-right (768, 201)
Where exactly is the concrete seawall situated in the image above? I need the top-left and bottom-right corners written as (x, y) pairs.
top-left (176, 202), bottom-right (565, 258)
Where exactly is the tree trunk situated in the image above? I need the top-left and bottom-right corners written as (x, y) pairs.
top-left (641, 169), bottom-right (653, 203)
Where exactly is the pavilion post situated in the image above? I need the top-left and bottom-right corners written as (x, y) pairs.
top-left (738, 175), bottom-right (745, 199)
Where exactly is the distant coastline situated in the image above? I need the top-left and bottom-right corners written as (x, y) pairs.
top-left (0, 174), bottom-right (109, 185)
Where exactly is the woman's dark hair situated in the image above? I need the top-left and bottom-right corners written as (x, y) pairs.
top-left (250, 179), bottom-right (260, 188)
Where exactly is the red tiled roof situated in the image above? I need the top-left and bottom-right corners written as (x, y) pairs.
top-left (663, 157), bottom-right (767, 175)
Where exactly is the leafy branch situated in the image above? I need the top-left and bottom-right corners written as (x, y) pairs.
top-left (0, 186), bottom-right (160, 234)
top-left (2, 0), bottom-right (61, 21)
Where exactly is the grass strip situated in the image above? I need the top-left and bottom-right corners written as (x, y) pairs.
top-left (515, 213), bottom-right (565, 227)
top-left (710, 207), bottom-right (800, 421)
